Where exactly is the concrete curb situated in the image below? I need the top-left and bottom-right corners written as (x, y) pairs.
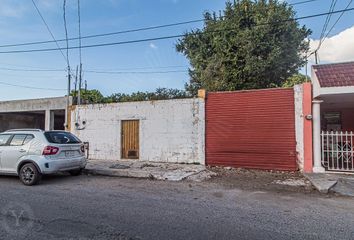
top-left (313, 180), bottom-right (338, 194)
top-left (331, 177), bottom-right (354, 197)
top-left (83, 168), bottom-right (152, 179)
top-left (304, 173), bottom-right (338, 194)
top-left (83, 164), bottom-right (216, 181)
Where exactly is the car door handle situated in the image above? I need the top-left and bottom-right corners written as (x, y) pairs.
top-left (19, 149), bottom-right (26, 153)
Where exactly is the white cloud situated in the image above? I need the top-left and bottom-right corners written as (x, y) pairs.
top-left (309, 25), bottom-right (354, 63)
top-left (0, 0), bottom-right (68, 18)
top-left (37, 0), bottom-right (57, 9)
top-left (0, 1), bottom-right (27, 18)
top-left (149, 43), bottom-right (158, 49)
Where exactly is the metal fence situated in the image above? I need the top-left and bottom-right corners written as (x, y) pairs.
top-left (321, 131), bottom-right (354, 172)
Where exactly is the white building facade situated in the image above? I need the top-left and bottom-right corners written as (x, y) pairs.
top-left (70, 98), bottom-right (205, 164)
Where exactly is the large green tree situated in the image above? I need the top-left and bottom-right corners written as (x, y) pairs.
top-left (176, 0), bottom-right (311, 94)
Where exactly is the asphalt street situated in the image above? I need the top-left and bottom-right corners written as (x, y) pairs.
top-left (0, 174), bottom-right (353, 240)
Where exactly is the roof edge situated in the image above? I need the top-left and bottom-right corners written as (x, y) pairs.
top-left (312, 61), bottom-right (354, 68)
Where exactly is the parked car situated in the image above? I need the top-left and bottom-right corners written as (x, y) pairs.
top-left (0, 129), bottom-right (87, 186)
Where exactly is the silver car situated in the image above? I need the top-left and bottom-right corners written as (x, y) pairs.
top-left (0, 129), bottom-right (87, 186)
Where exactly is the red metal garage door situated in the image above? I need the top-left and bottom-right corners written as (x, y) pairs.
top-left (206, 88), bottom-right (297, 171)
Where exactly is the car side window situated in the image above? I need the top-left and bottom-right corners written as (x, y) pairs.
top-left (23, 135), bottom-right (34, 145)
top-left (0, 134), bottom-right (11, 146)
top-left (9, 134), bottom-right (28, 146)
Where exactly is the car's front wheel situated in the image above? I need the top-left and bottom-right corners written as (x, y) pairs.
top-left (19, 163), bottom-right (42, 186)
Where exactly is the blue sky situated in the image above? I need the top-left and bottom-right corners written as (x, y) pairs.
top-left (0, 0), bottom-right (353, 100)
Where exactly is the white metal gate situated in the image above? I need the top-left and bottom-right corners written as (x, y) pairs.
top-left (321, 131), bottom-right (354, 172)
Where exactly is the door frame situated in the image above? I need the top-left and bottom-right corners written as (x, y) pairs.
top-left (120, 119), bottom-right (140, 160)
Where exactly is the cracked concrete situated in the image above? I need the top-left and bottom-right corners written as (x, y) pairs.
top-left (304, 173), bottom-right (338, 193)
top-left (84, 159), bottom-right (216, 182)
top-left (305, 173), bottom-right (354, 196)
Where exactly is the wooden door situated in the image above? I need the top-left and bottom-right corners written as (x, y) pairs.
top-left (121, 120), bottom-right (139, 159)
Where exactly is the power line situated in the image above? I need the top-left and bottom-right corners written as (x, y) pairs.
top-left (0, 34), bottom-right (184, 53)
top-left (0, 19), bottom-right (204, 49)
top-left (309, 0), bottom-right (353, 59)
top-left (0, 71), bottom-right (69, 79)
top-left (317, 0), bottom-right (337, 52)
top-left (290, 0), bottom-right (319, 6)
top-left (88, 65), bottom-right (188, 71)
top-left (2, 7), bottom-right (354, 55)
top-left (85, 70), bottom-right (187, 74)
top-left (0, 67), bottom-right (65, 72)
top-left (0, 68), bottom-right (188, 75)
top-left (0, 81), bottom-right (65, 91)
top-left (78, 0), bottom-right (82, 65)
top-left (0, 0), bottom-right (324, 49)
top-left (63, 0), bottom-right (70, 68)
top-left (31, 0), bottom-right (68, 62)
top-left (0, 61), bottom-right (66, 70)
top-left (0, 7), bottom-right (353, 55)
top-left (320, 0), bottom-right (354, 47)
top-left (313, 0), bottom-right (337, 62)
top-left (0, 65), bottom-right (189, 72)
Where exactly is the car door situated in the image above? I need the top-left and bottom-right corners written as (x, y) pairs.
top-left (0, 134), bottom-right (12, 171)
top-left (1, 134), bottom-right (34, 173)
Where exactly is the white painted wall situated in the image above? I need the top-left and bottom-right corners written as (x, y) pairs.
top-left (0, 97), bottom-right (68, 112)
top-left (71, 98), bottom-right (205, 164)
top-left (294, 84), bottom-right (304, 171)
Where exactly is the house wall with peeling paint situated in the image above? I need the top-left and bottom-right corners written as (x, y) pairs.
top-left (71, 98), bottom-right (205, 164)
top-left (294, 84), bottom-right (304, 171)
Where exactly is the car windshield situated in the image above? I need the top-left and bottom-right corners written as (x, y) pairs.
top-left (44, 131), bottom-right (81, 144)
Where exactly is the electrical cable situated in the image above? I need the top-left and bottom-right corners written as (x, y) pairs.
top-left (0, 7), bottom-right (353, 54)
top-left (290, 0), bottom-right (318, 6)
top-left (31, 0), bottom-right (68, 62)
top-left (319, 0), bottom-right (353, 47)
top-left (0, 0), bottom-right (333, 49)
top-left (308, 0), bottom-right (353, 58)
top-left (85, 70), bottom-right (187, 74)
top-left (0, 81), bottom-right (66, 91)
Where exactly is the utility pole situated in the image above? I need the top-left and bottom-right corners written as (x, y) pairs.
top-left (66, 66), bottom-right (71, 130)
top-left (305, 58), bottom-right (309, 82)
top-left (74, 65), bottom-right (78, 94)
top-left (315, 50), bottom-right (318, 64)
top-left (78, 63), bottom-right (82, 106)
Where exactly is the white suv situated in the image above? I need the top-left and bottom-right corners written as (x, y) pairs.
top-left (0, 129), bottom-right (87, 186)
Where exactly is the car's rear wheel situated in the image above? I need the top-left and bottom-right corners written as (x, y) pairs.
top-left (69, 169), bottom-right (82, 176)
top-left (19, 163), bottom-right (42, 186)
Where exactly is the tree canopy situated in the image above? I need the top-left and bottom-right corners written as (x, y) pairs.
top-left (176, 0), bottom-right (311, 94)
top-left (71, 88), bottom-right (190, 105)
top-left (282, 73), bottom-right (309, 88)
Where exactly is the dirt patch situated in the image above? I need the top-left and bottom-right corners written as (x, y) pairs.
top-left (208, 167), bottom-right (317, 194)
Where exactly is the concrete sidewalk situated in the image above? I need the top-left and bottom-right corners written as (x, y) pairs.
top-left (305, 173), bottom-right (354, 196)
top-left (83, 159), bottom-right (217, 182)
